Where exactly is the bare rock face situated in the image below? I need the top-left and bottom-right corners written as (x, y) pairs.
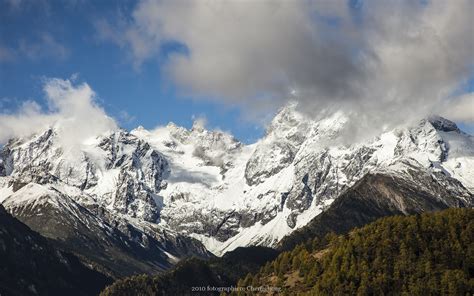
top-left (245, 141), bottom-right (296, 186)
top-left (245, 105), bottom-right (308, 186)
top-left (428, 115), bottom-right (460, 132)
top-left (98, 132), bottom-right (169, 222)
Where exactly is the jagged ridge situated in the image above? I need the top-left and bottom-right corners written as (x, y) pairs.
top-left (1, 104), bottom-right (473, 262)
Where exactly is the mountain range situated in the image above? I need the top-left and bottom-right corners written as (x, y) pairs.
top-left (0, 104), bottom-right (473, 291)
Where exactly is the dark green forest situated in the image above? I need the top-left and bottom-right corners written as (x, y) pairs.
top-left (100, 246), bottom-right (278, 296)
top-left (101, 208), bottom-right (474, 295)
top-left (235, 208), bottom-right (474, 295)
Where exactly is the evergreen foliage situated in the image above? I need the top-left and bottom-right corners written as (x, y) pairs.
top-left (100, 246), bottom-right (278, 296)
top-left (101, 209), bottom-right (474, 295)
top-left (234, 208), bottom-right (474, 295)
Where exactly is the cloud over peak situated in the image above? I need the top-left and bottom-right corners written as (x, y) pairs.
top-left (0, 78), bottom-right (117, 146)
top-left (98, 0), bottom-right (473, 134)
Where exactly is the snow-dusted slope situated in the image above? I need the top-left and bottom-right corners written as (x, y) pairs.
top-left (1, 128), bottom-right (169, 221)
top-left (132, 105), bottom-right (473, 255)
top-left (0, 127), bottom-right (211, 275)
top-left (1, 104), bottom-right (473, 258)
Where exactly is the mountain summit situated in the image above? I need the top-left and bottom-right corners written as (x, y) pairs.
top-left (0, 104), bottom-right (472, 272)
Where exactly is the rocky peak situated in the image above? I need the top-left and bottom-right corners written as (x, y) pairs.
top-left (428, 115), bottom-right (460, 133)
top-left (265, 104), bottom-right (310, 144)
top-left (244, 105), bottom-right (309, 186)
top-left (191, 118), bottom-right (206, 133)
top-left (1, 127), bottom-right (170, 222)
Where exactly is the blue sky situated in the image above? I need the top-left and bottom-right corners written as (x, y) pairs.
top-left (0, 0), bottom-right (265, 143)
top-left (0, 0), bottom-right (473, 142)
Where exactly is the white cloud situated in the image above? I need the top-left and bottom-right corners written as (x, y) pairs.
top-left (0, 78), bottom-right (117, 147)
top-left (191, 114), bottom-right (207, 130)
top-left (99, 0), bottom-right (474, 137)
top-left (441, 93), bottom-right (474, 123)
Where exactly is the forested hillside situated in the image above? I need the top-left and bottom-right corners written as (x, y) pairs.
top-left (234, 208), bottom-right (474, 295)
top-left (100, 246), bottom-right (278, 296)
top-left (101, 208), bottom-right (473, 295)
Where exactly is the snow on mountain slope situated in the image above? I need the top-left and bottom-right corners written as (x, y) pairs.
top-left (436, 130), bottom-right (474, 191)
top-left (0, 103), bottom-right (473, 258)
top-left (1, 178), bottom-right (211, 277)
top-left (0, 126), bottom-right (212, 274)
top-left (132, 105), bottom-right (473, 255)
top-left (1, 127), bottom-right (169, 221)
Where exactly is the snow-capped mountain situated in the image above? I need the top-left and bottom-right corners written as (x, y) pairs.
top-left (133, 105), bottom-right (473, 255)
top-left (0, 127), bottom-right (211, 277)
top-left (0, 104), bottom-right (473, 264)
